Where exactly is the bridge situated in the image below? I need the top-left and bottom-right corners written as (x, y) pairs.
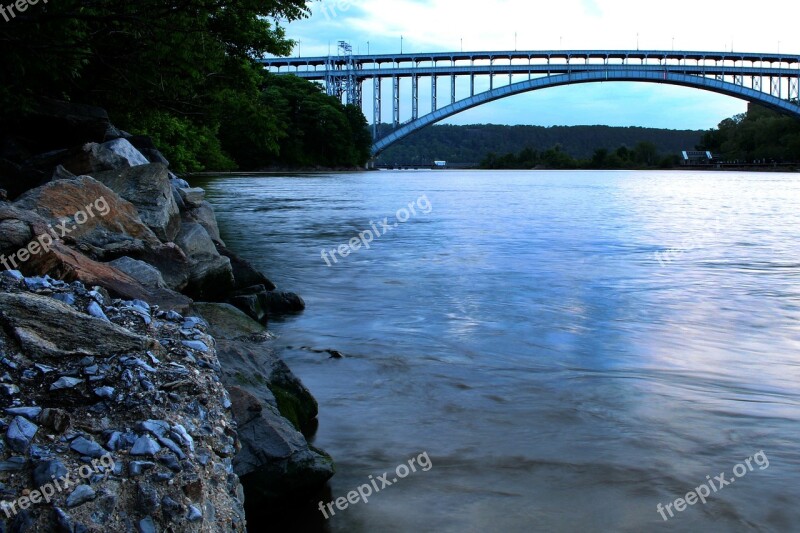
top-left (259, 48), bottom-right (800, 156)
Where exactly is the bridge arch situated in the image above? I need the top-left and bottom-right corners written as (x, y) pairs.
top-left (372, 70), bottom-right (800, 156)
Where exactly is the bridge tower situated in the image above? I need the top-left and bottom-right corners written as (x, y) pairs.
top-left (325, 42), bottom-right (362, 108)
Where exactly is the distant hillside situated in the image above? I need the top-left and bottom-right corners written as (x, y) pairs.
top-left (375, 124), bottom-right (704, 166)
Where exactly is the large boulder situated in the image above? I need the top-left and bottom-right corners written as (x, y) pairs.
top-left (175, 222), bottom-right (234, 301)
top-left (22, 241), bottom-right (193, 312)
top-left (229, 386), bottom-right (334, 506)
top-left (108, 256), bottom-right (168, 289)
top-left (92, 163), bottom-right (181, 242)
top-left (60, 142), bottom-right (131, 176)
top-left (216, 244), bottom-right (276, 291)
top-left (99, 138), bottom-right (149, 167)
top-left (190, 303), bottom-right (267, 340)
top-left (14, 176), bottom-right (162, 260)
top-left (184, 202), bottom-right (224, 245)
top-left (0, 292), bottom-right (152, 358)
top-left (264, 290), bottom-right (306, 315)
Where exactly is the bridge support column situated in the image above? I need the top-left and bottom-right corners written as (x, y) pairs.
top-left (470, 74), bottom-right (475, 96)
top-left (412, 74), bottom-right (419, 120)
top-left (393, 76), bottom-right (400, 127)
top-left (451, 74), bottom-right (456, 104)
top-left (373, 77), bottom-right (381, 139)
top-left (432, 75), bottom-right (438, 111)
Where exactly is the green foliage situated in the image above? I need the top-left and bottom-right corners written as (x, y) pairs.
top-left (378, 124), bottom-right (702, 166)
top-left (0, 0), bottom-right (373, 171)
top-left (698, 104), bottom-right (800, 162)
top-left (480, 140), bottom-right (676, 170)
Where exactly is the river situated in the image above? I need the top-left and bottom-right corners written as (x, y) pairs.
top-left (193, 170), bottom-right (800, 532)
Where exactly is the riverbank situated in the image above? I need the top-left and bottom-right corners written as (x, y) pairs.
top-left (0, 100), bottom-right (333, 530)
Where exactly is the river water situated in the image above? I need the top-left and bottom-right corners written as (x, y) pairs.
top-left (194, 170), bottom-right (800, 533)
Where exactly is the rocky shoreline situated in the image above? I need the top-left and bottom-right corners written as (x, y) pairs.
top-left (0, 100), bottom-right (333, 530)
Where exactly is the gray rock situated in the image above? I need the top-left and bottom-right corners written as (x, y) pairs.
top-left (178, 187), bottom-right (205, 208)
top-left (265, 290), bottom-right (306, 315)
top-left (50, 377), bottom-right (83, 391)
top-left (52, 293), bottom-right (77, 306)
top-left (137, 517), bottom-right (157, 533)
top-left (0, 457), bottom-right (27, 472)
top-left (4, 407), bottom-right (42, 420)
top-left (51, 164), bottom-right (76, 181)
top-left (54, 507), bottom-right (73, 532)
top-left (184, 201), bottom-right (223, 245)
top-left (1, 269), bottom-right (24, 281)
top-left (190, 303), bottom-right (266, 341)
top-left (128, 461), bottom-right (155, 476)
top-left (187, 505), bottom-right (203, 522)
top-left (182, 340), bottom-right (209, 352)
top-left (0, 292), bottom-right (151, 358)
top-left (130, 435), bottom-right (161, 457)
top-left (228, 386), bottom-right (333, 504)
top-left (70, 436), bottom-right (107, 458)
top-left (138, 419), bottom-right (170, 438)
top-left (100, 138), bottom-right (149, 167)
top-left (0, 383), bottom-right (20, 396)
top-left (93, 386), bottom-right (115, 399)
top-left (108, 256), bottom-right (168, 289)
top-left (92, 163), bottom-right (181, 242)
top-left (87, 301), bottom-right (110, 322)
top-left (66, 484), bottom-right (96, 508)
top-left (175, 222), bottom-right (234, 300)
top-left (0, 219), bottom-right (33, 251)
top-left (6, 416), bottom-right (38, 453)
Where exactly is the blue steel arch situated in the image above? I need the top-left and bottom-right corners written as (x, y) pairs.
top-left (372, 70), bottom-right (800, 156)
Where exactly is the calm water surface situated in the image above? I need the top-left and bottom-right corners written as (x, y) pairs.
top-left (194, 170), bottom-right (800, 532)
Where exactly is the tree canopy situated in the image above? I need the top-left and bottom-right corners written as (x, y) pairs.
top-left (0, 0), bottom-right (372, 171)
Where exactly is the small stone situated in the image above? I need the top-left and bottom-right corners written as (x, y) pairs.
top-left (50, 377), bottom-right (83, 391)
top-left (66, 485), bottom-right (96, 508)
top-left (130, 299), bottom-right (151, 313)
top-left (0, 457), bottom-right (27, 472)
top-left (187, 505), bottom-right (203, 522)
top-left (0, 383), bottom-right (19, 396)
top-left (158, 453), bottom-right (182, 472)
top-left (4, 407), bottom-right (41, 420)
top-left (137, 517), bottom-right (157, 533)
top-left (24, 277), bottom-right (52, 291)
top-left (139, 419), bottom-right (170, 438)
top-left (170, 425), bottom-right (194, 452)
top-left (157, 436), bottom-right (186, 460)
top-left (54, 507), bottom-right (73, 532)
top-left (94, 386), bottom-right (115, 399)
top-left (87, 301), bottom-right (110, 322)
top-left (181, 340), bottom-right (209, 352)
top-left (152, 472), bottom-right (174, 482)
top-left (20, 369), bottom-right (38, 382)
top-left (130, 435), bottom-right (161, 457)
top-left (52, 293), bottom-right (77, 306)
top-left (1, 270), bottom-right (24, 281)
top-left (70, 436), bottom-right (107, 458)
top-left (7, 416), bottom-right (38, 453)
top-left (128, 461), bottom-right (156, 476)
top-left (35, 364), bottom-right (55, 373)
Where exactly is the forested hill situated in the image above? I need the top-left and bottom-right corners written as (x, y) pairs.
top-left (375, 124), bottom-right (704, 165)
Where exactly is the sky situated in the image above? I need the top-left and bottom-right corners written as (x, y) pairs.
top-left (276, 0), bottom-right (800, 130)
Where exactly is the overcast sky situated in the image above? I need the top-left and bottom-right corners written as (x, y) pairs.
top-left (279, 0), bottom-right (800, 130)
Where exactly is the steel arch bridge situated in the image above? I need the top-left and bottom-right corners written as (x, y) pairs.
top-left (259, 49), bottom-right (800, 156)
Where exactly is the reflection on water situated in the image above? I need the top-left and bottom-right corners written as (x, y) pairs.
top-left (196, 170), bottom-right (800, 532)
